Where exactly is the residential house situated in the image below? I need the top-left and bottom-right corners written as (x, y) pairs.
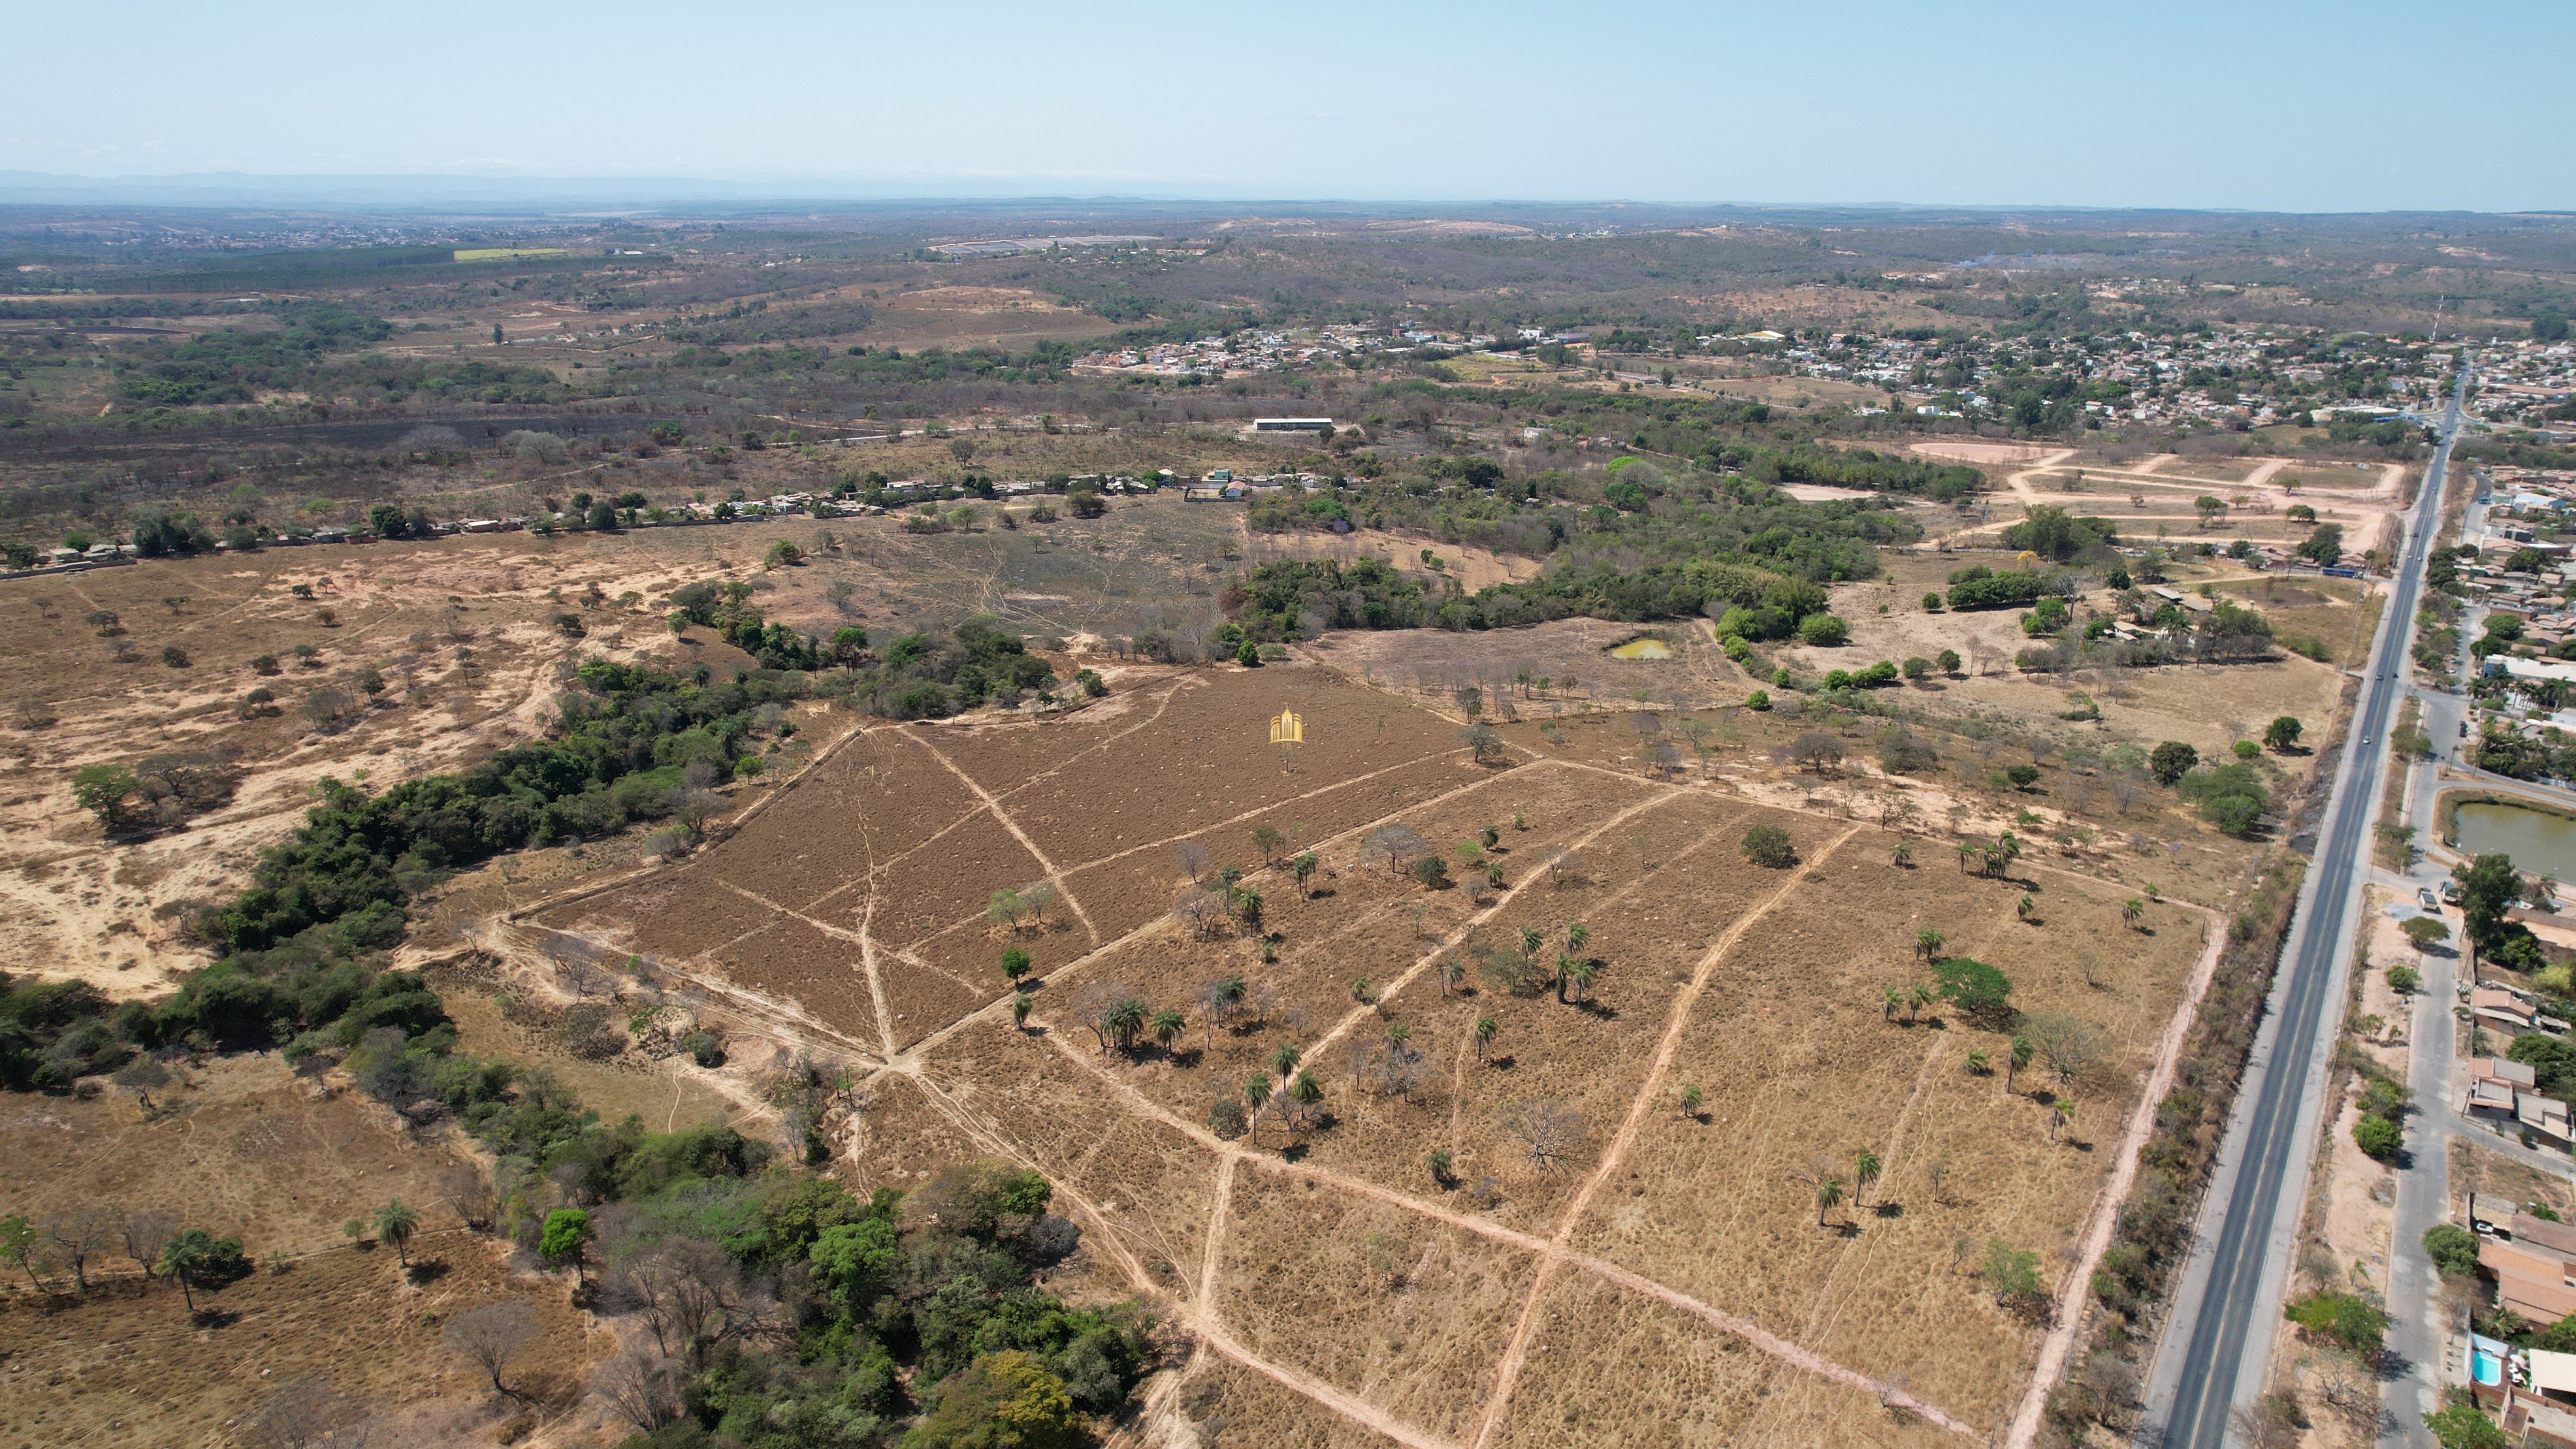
top-left (2480, 1210), bottom-right (2576, 1322)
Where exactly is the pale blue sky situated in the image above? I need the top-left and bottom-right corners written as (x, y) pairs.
top-left (8, 0), bottom-right (2569, 211)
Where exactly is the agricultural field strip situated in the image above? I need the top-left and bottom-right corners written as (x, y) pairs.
top-left (789, 684), bottom-right (1197, 916)
top-left (487, 918), bottom-right (891, 1069)
top-left (1014, 946), bottom-right (1984, 1443)
top-left (1301, 783), bottom-right (1694, 1066)
top-left (2003, 902), bottom-right (2224, 1449)
top-left (1460, 825), bottom-right (1987, 1447)
top-left (860, 749), bottom-right (1566, 1077)
top-left (1796, 1033), bottom-right (1949, 1352)
top-left (897, 1066), bottom-right (1460, 1449)
top-left (1541, 755), bottom-right (2234, 919)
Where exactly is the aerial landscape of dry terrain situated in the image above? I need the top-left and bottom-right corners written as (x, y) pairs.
top-left (6, 8), bottom-right (2576, 1444)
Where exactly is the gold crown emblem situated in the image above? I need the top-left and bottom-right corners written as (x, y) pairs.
top-left (1268, 708), bottom-right (1304, 745)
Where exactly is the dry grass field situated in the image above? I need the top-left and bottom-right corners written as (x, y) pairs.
top-left (499, 659), bottom-right (2227, 1445)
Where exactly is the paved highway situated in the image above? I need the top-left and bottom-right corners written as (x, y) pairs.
top-left (2147, 361), bottom-right (2471, 1447)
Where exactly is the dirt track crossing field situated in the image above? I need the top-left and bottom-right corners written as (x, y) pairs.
top-left (517, 662), bottom-right (2213, 1445)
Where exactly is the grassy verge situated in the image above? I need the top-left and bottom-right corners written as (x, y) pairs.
top-left (2374, 697), bottom-right (2422, 870)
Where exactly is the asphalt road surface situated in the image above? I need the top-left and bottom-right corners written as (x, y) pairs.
top-left (2151, 362), bottom-right (2470, 1447)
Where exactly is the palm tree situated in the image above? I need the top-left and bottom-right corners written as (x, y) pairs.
top-left (1565, 923), bottom-right (1591, 957)
top-left (160, 1230), bottom-right (214, 1313)
top-left (1011, 995), bottom-right (1032, 1030)
top-left (2007, 1035), bottom-right (2034, 1095)
top-left (1268, 1042), bottom-right (1301, 1082)
top-left (1567, 958), bottom-right (1599, 1002)
top-left (1884, 988), bottom-right (1901, 1022)
top-left (2050, 1096), bottom-right (2074, 1144)
top-left (1956, 842), bottom-right (1977, 874)
top-left (1473, 1015), bottom-right (1497, 1062)
top-left (2016, 894), bottom-right (2036, 923)
top-left (1854, 1150), bottom-right (1882, 1208)
top-left (1106, 998), bottom-right (1149, 1054)
top-left (1151, 1008), bottom-right (1186, 1055)
top-left (1909, 983), bottom-right (1932, 1022)
top-left (2122, 897), bottom-right (2145, 931)
top-left (1385, 1021), bottom-right (1412, 1049)
top-left (1288, 1069), bottom-right (1323, 1132)
top-left (372, 1199), bottom-right (419, 1268)
top-left (1243, 1074), bottom-right (1272, 1142)
top-left (1814, 1174), bottom-right (1845, 1228)
top-left (1966, 1049), bottom-right (1989, 1075)
top-left (1520, 926), bottom-right (1544, 961)
top-left (1891, 841), bottom-right (1912, 868)
top-left (1915, 929), bottom-right (1944, 964)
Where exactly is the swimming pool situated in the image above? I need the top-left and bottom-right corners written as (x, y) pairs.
top-left (2473, 1348), bottom-right (2504, 1386)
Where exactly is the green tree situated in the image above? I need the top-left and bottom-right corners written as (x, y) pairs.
top-left (2386, 963), bottom-right (2422, 993)
top-left (2007, 1035), bottom-right (2034, 1094)
top-left (1936, 648), bottom-right (1963, 675)
top-left (2423, 1223), bottom-right (2480, 1277)
top-left (72, 764), bottom-right (139, 832)
top-left (1813, 1173), bottom-right (1844, 1227)
top-left (1853, 1149), bottom-right (1882, 1207)
top-left (2455, 853), bottom-right (2523, 979)
top-left (1932, 957), bottom-right (2015, 1029)
top-left (1251, 824), bottom-right (1285, 861)
top-left (1001, 947), bottom-right (1031, 985)
top-left (1151, 1008), bottom-right (1186, 1054)
top-left (905, 1350), bottom-right (1084, 1449)
top-left (1474, 1015), bottom-right (1497, 1061)
top-left (1741, 824), bottom-right (1796, 868)
top-left (160, 1229), bottom-right (225, 1313)
top-left (1291, 851), bottom-right (1319, 896)
top-left (2284, 1291), bottom-right (2390, 1354)
top-left (2298, 523), bottom-right (2346, 567)
top-left (1983, 1240), bottom-right (2042, 1306)
top-left (2425, 1399), bottom-right (2511, 1449)
top-left (2264, 716), bottom-right (2303, 753)
top-left (2148, 741), bottom-right (2198, 787)
top-left (539, 1207), bottom-right (592, 1285)
top-left (371, 1199), bottom-right (419, 1268)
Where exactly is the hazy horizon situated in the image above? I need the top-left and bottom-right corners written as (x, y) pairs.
top-left (8, 0), bottom-right (2570, 214)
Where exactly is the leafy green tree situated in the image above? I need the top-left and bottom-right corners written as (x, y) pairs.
top-left (1983, 1239), bottom-right (2042, 1306)
top-left (2148, 741), bottom-right (2198, 787)
top-left (905, 1350), bottom-right (1084, 1449)
top-left (72, 764), bottom-right (139, 832)
top-left (2423, 1223), bottom-right (2481, 1278)
top-left (371, 1199), bottom-right (419, 1268)
top-left (1001, 947), bottom-right (1031, 985)
top-left (1741, 824), bottom-right (1796, 868)
top-left (1936, 648), bottom-right (1963, 675)
top-left (1010, 995), bottom-right (1032, 1030)
top-left (2455, 853), bottom-right (2524, 978)
top-left (2264, 716), bottom-right (2303, 753)
top-left (2425, 1399), bottom-right (2511, 1449)
top-left (1150, 1008), bottom-right (1186, 1054)
top-left (810, 1216), bottom-right (901, 1310)
top-left (2386, 963), bottom-right (2422, 993)
top-left (2284, 1291), bottom-right (2390, 1354)
top-left (539, 1207), bottom-right (592, 1285)
top-left (1932, 957), bottom-right (2015, 1029)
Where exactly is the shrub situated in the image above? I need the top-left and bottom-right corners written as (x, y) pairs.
top-left (1741, 824), bottom-right (1796, 869)
top-left (2283, 1291), bottom-right (2390, 1354)
top-left (1797, 613), bottom-right (1848, 646)
top-left (1745, 689), bottom-right (1770, 711)
top-left (2149, 741), bottom-right (2198, 786)
top-left (1410, 854), bottom-right (1449, 889)
top-left (2353, 1113), bottom-right (2402, 1161)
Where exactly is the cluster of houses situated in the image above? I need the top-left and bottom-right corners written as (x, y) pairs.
top-left (2468, 338), bottom-right (2576, 438)
top-left (2466, 1201), bottom-right (2576, 1445)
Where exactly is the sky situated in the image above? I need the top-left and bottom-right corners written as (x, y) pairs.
top-left (7, 0), bottom-right (2570, 213)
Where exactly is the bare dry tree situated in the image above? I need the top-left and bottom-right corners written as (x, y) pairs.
top-left (1496, 1099), bottom-right (1586, 1172)
top-left (594, 1348), bottom-right (684, 1433)
top-left (2020, 1011), bottom-right (2108, 1086)
top-left (1362, 824), bottom-right (1431, 876)
top-left (46, 1206), bottom-right (117, 1292)
top-left (443, 1299), bottom-right (539, 1396)
top-left (241, 1374), bottom-right (376, 1449)
top-left (1174, 840), bottom-right (1211, 884)
top-left (120, 1208), bottom-right (176, 1281)
top-left (1172, 887), bottom-right (1226, 941)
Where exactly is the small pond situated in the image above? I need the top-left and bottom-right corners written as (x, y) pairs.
top-left (2454, 800), bottom-right (2576, 881)
top-left (1606, 637), bottom-right (1674, 660)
